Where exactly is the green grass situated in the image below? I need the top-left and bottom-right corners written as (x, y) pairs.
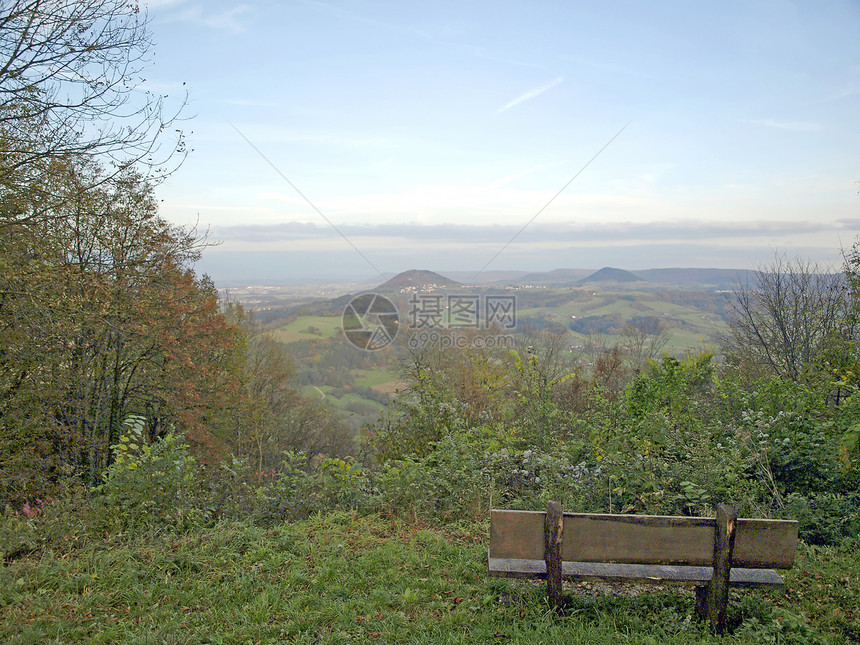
top-left (299, 386), bottom-right (385, 419)
top-left (300, 384), bottom-right (330, 401)
top-left (1, 513), bottom-right (856, 643)
top-left (354, 368), bottom-right (400, 389)
top-left (271, 316), bottom-right (343, 343)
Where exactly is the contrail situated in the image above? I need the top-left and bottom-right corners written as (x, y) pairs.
top-left (498, 77), bottom-right (564, 113)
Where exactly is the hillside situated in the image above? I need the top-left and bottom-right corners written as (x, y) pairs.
top-left (377, 269), bottom-right (462, 292)
top-left (580, 267), bottom-right (644, 283)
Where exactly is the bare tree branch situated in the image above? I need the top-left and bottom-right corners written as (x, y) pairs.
top-left (0, 0), bottom-right (188, 222)
top-left (721, 254), bottom-right (850, 381)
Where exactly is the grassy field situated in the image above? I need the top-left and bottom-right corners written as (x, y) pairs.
top-left (1, 513), bottom-right (856, 643)
top-left (527, 291), bottom-right (724, 332)
top-left (354, 369), bottom-right (400, 390)
top-left (271, 316), bottom-right (343, 344)
top-left (299, 385), bottom-right (384, 411)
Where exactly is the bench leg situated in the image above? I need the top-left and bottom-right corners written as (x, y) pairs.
top-left (544, 501), bottom-right (564, 613)
top-left (703, 503), bottom-right (737, 633)
top-left (694, 585), bottom-right (708, 621)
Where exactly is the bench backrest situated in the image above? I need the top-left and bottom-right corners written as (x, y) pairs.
top-left (490, 509), bottom-right (798, 569)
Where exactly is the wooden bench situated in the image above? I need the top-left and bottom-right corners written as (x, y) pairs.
top-left (488, 502), bottom-right (798, 633)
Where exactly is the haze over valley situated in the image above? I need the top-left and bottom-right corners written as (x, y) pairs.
top-left (234, 265), bottom-right (749, 430)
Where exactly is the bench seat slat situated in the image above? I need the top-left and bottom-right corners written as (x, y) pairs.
top-left (488, 557), bottom-right (785, 587)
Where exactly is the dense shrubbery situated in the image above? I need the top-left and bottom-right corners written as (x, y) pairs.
top-left (146, 339), bottom-right (849, 545)
top-left (93, 416), bottom-right (204, 532)
top-left (357, 337), bottom-right (860, 544)
top-left (4, 340), bottom-right (858, 554)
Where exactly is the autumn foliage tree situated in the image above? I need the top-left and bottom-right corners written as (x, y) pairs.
top-left (0, 1), bottom-right (354, 505)
top-left (0, 159), bottom-right (244, 500)
top-left (227, 325), bottom-right (354, 473)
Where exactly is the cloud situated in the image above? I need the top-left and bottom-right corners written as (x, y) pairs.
top-left (489, 164), bottom-right (557, 188)
top-left (812, 78), bottom-right (860, 104)
top-left (160, 4), bottom-right (252, 32)
top-left (211, 218), bottom-right (857, 247)
top-left (473, 48), bottom-right (547, 71)
top-left (497, 77), bottom-right (564, 113)
top-left (749, 119), bottom-right (825, 132)
top-left (199, 220), bottom-right (854, 281)
top-left (218, 98), bottom-right (280, 108)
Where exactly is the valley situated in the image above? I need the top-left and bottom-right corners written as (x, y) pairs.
top-left (232, 267), bottom-right (741, 431)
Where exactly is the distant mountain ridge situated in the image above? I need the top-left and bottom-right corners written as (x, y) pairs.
top-left (508, 268), bottom-right (594, 285)
top-left (579, 267), bottom-right (642, 283)
top-left (238, 265), bottom-right (761, 320)
top-left (634, 268), bottom-right (753, 288)
top-left (499, 267), bottom-right (755, 289)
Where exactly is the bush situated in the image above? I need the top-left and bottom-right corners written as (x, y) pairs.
top-left (737, 407), bottom-right (839, 497)
top-left (374, 434), bottom-right (492, 521)
top-left (253, 452), bottom-right (373, 523)
top-left (0, 484), bottom-right (92, 561)
top-left (781, 492), bottom-right (860, 546)
top-left (94, 417), bottom-right (207, 532)
top-left (371, 431), bottom-right (605, 522)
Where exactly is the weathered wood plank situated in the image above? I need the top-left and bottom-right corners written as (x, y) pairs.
top-left (488, 558), bottom-right (785, 586)
top-left (734, 518), bottom-right (798, 569)
top-left (729, 568), bottom-right (785, 586)
top-left (488, 556), bottom-right (547, 578)
top-left (490, 510), bottom-right (545, 560)
top-left (564, 512), bottom-right (715, 528)
top-left (563, 514), bottom-right (715, 565)
top-left (489, 509), bottom-right (798, 569)
top-left (545, 501), bottom-right (563, 610)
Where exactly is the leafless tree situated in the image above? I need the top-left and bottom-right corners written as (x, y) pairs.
top-left (721, 255), bottom-right (850, 381)
top-left (621, 316), bottom-right (670, 371)
top-left (0, 0), bottom-right (188, 220)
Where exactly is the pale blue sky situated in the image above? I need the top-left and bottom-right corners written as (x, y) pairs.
top-left (145, 0), bottom-right (860, 282)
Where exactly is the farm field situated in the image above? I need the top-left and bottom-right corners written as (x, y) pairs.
top-left (270, 316), bottom-right (343, 344)
top-left (300, 384), bottom-right (385, 412)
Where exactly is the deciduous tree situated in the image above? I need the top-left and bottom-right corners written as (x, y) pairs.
top-left (721, 255), bottom-right (850, 382)
top-left (0, 160), bottom-right (238, 499)
top-left (620, 316), bottom-right (670, 372)
top-left (0, 0), bottom-right (187, 220)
